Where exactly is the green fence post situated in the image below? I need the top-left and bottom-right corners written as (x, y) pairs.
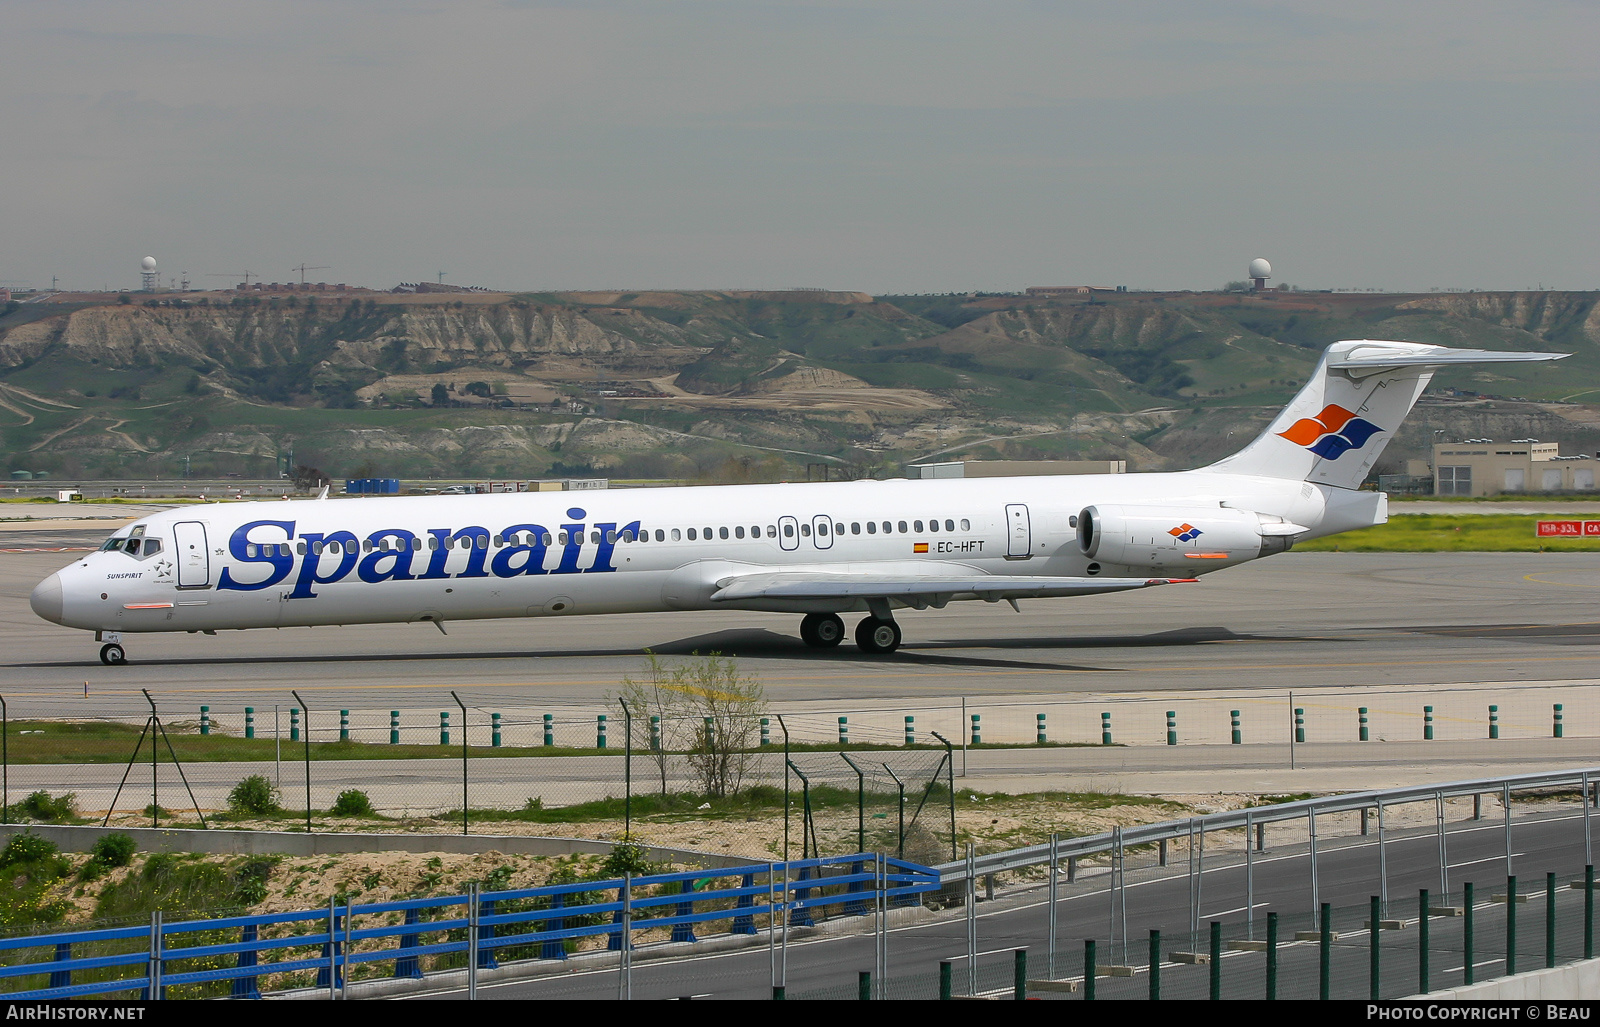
top-left (389, 711), bottom-right (399, 745)
top-left (1464, 882), bottom-right (1475, 985)
top-left (1586, 865), bottom-right (1594, 961)
top-left (759, 717), bottom-right (770, 746)
top-left (773, 985), bottom-right (785, 1000)
top-left (1149, 929), bottom-right (1161, 1000)
top-left (1209, 921), bottom-right (1221, 999)
top-left (1489, 705), bottom-right (1499, 739)
top-left (543, 713), bottom-right (553, 747)
top-left (1231, 710), bottom-right (1241, 745)
top-left (1101, 712), bottom-right (1112, 745)
top-left (1014, 948), bottom-right (1027, 1000)
top-left (491, 713), bottom-right (501, 748)
top-left (439, 711), bottom-right (449, 746)
top-left (1320, 902), bottom-right (1331, 1001)
top-left (1555, 704), bottom-right (1564, 738)
top-left (1084, 939), bottom-right (1095, 1001)
top-left (244, 707), bottom-right (254, 740)
top-left (939, 960), bottom-right (952, 1000)
top-left (1507, 874), bottom-right (1518, 977)
top-left (1419, 889), bottom-right (1430, 995)
top-left (289, 707), bottom-right (299, 742)
top-left (1166, 711), bottom-right (1177, 746)
top-left (1370, 896), bottom-right (1382, 999)
top-left (838, 716), bottom-right (848, 744)
top-left (339, 709), bottom-right (349, 742)
top-left (597, 714), bottom-right (607, 749)
top-left (199, 706), bottom-right (209, 736)
top-left (1266, 912), bottom-right (1278, 1000)
top-left (1296, 708), bottom-right (1306, 744)
top-left (858, 969), bottom-right (870, 1001)
top-left (1547, 872), bottom-right (1557, 969)
top-left (652, 715), bottom-right (662, 750)
top-left (904, 715), bottom-right (914, 746)
top-left (1423, 706), bottom-right (1434, 741)
top-left (969, 714), bottom-right (980, 745)
top-left (1359, 706), bottom-right (1369, 741)
top-left (1036, 714), bottom-right (1047, 745)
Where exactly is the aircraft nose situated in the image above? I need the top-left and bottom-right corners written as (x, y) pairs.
top-left (30, 572), bottom-right (65, 625)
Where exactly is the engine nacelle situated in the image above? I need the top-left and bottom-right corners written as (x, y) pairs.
top-left (1077, 504), bottom-right (1304, 569)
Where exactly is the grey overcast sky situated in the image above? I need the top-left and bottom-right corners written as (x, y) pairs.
top-left (3, 1), bottom-right (1596, 295)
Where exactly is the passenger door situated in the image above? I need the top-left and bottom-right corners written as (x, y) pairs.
top-left (173, 521), bottom-right (211, 588)
top-left (811, 514), bottom-right (834, 550)
top-left (778, 515), bottom-right (799, 552)
top-left (1005, 504), bottom-right (1031, 559)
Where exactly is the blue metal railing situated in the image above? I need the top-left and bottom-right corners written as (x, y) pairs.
top-left (0, 854), bottom-right (938, 999)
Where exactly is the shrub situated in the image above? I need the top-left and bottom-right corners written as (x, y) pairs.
top-left (91, 833), bottom-right (137, 869)
top-left (0, 832), bottom-right (59, 868)
top-left (599, 843), bottom-right (657, 879)
top-left (227, 775), bottom-right (280, 815)
top-left (330, 789), bottom-right (373, 816)
top-left (18, 790), bottom-right (77, 822)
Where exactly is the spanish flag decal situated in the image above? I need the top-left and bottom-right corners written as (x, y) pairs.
top-left (913, 542), bottom-right (929, 553)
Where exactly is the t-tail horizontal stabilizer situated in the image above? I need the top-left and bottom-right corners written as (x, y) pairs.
top-left (1205, 340), bottom-right (1567, 491)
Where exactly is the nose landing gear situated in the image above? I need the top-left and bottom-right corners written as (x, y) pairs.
top-left (854, 616), bottom-right (902, 654)
top-left (99, 643), bottom-right (127, 666)
top-left (799, 612), bottom-right (846, 648)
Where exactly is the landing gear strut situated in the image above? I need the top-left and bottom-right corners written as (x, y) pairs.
top-left (854, 617), bottom-right (902, 654)
top-left (99, 643), bottom-right (127, 666)
top-left (799, 612), bottom-right (846, 648)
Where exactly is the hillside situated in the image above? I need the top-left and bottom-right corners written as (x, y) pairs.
top-left (1, 289), bottom-right (1596, 482)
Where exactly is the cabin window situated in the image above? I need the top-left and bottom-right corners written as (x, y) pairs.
top-left (928, 519), bottom-right (938, 533)
top-left (766, 525), bottom-right (776, 537)
top-left (1069, 516), bottom-right (1077, 529)
top-left (835, 522), bottom-right (845, 535)
top-left (687, 528), bottom-right (697, 540)
top-left (800, 523), bottom-right (811, 537)
top-left (851, 522), bottom-right (860, 534)
top-left (719, 527), bottom-right (729, 539)
top-left (752, 525), bottom-right (761, 537)
top-left (296, 541), bottom-right (306, 555)
top-left (945, 519), bottom-right (955, 531)
top-left (671, 528), bottom-right (681, 541)
top-left (735, 526), bottom-right (745, 539)
top-left (656, 529), bottom-right (666, 542)
top-left (703, 526), bottom-right (712, 538)
top-left (782, 523), bottom-right (794, 538)
top-left (312, 541), bottom-right (324, 555)
top-left (606, 530), bottom-right (617, 543)
top-left (493, 535), bottom-right (504, 546)
top-left (913, 520), bottom-right (924, 532)
top-left (817, 522), bottom-right (829, 536)
top-left (476, 535), bottom-right (488, 550)
top-left (244, 543), bottom-right (256, 557)
top-left (960, 518), bottom-right (970, 530)
top-left (898, 521), bottom-right (908, 533)
top-left (866, 522), bottom-right (877, 534)
top-left (882, 521), bottom-right (892, 533)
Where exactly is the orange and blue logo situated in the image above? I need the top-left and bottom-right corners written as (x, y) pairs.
top-left (1168, 524), bottom-right (1203, 542)
top-left (1278, 404), bottom-right (1383, 460)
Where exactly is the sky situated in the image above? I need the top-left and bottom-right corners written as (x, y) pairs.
top-left (2, 1), bottom-right (1597, 295)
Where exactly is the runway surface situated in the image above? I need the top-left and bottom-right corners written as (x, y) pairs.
top-left (3, 544), bottom-right (1597, 715)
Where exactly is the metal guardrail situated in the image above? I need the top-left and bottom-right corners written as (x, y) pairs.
top-left (0, 853), bottom-right (939, 1000)
top-left (938, 765), bottom-right (1600, 883)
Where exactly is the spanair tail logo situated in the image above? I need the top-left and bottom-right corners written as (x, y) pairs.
top-left (1277, 404), bottom-right (1383, 460)
top-left (1168, 524), bottom-right (1203, 542)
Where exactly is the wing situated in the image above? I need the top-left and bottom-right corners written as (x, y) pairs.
top-left (709, 571), bottom-right (1195, 605)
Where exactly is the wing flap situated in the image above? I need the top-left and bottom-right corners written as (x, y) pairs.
top-left (710, 572), bottom-right (1195, 603)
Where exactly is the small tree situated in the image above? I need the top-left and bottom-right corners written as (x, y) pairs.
top-left (617, 652), bottom-right (766, 800)
top-left (431, 383), bottom-right (450, 407)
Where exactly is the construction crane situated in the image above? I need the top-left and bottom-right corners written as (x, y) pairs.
top-left (206, 271), bottom-right (258, 288)
top-left (291, 264), bottom-right (330, 285)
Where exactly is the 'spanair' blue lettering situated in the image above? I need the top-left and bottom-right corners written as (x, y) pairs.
top-left (554, 507), bottom-right (587, 574)
top-left (359, 529), bottom-right (419, 583)
top-left (288, 531), bottom-right (359, 598)
top-left (491, 523), bottom-right (551, 577)
top-left (417, 529), bottom-right (454, 580)
top-left (218, 520), bottom-right (296, 592)
top-left (451, 527), bottom-right (491, 578)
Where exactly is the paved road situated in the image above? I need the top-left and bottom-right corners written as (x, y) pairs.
top-left (3, 550), bottom-right (1597, 720)
top-left (417, 807), bottom-right (1597, 1000)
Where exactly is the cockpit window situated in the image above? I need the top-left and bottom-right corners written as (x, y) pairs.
top-left (99, 537), bottom-right (125, 552)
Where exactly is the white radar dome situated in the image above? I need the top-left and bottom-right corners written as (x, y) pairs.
top-left (1248, 258), bottom-right (1271, 279)
top-left (140, 256), bottom-right (158, 272)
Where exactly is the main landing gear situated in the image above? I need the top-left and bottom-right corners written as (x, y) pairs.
top-left (798, 612), bottom-right (901, 653)
top-left (99, 643), bottom-right (127, 666)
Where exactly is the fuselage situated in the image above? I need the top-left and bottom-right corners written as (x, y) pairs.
top-left (30, 470), bottom-right (1384, 636)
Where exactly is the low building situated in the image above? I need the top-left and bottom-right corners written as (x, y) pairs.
top-left (1432, 441), bottom-right (1598, 496)
top-left (908, 460), bottom-right (1126, 479)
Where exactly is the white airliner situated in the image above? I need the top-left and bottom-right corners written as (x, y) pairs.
top-left (30, 340), bottom-right (1565, 665)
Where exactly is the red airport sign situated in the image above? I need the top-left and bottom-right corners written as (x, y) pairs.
top-left (1536, 520), bottom-right (1600, 537)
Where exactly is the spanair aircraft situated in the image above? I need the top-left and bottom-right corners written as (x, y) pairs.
top-left (30, 340), bottom-right (1565, 666)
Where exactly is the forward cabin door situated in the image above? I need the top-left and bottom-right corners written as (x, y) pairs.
top-left (778, 515), bottom-right (800, 552)
top-left (1005, 504), bottom-right (1032, 559)
top-left (173, 521), bottom-right (211, 588)
top-left (811, 514), bottom-right (834, 550)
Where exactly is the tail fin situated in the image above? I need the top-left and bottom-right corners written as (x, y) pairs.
top-left (1204, 340), bottom-right (1566, 490)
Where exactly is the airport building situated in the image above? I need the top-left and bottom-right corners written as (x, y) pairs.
top-left (1432, 440), bottom-right (1599, 496)
top-left (908, 459), bottom-right (1127, 479)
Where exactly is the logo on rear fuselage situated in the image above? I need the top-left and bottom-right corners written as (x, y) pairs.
top-left (1168, 524), bottom-right (1202, 542)
top-left (1277, 404), bottom-right (1383, 460)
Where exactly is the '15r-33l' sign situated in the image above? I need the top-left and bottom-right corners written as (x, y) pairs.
top-left (1535, 520), bottom-right (1600, 537)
